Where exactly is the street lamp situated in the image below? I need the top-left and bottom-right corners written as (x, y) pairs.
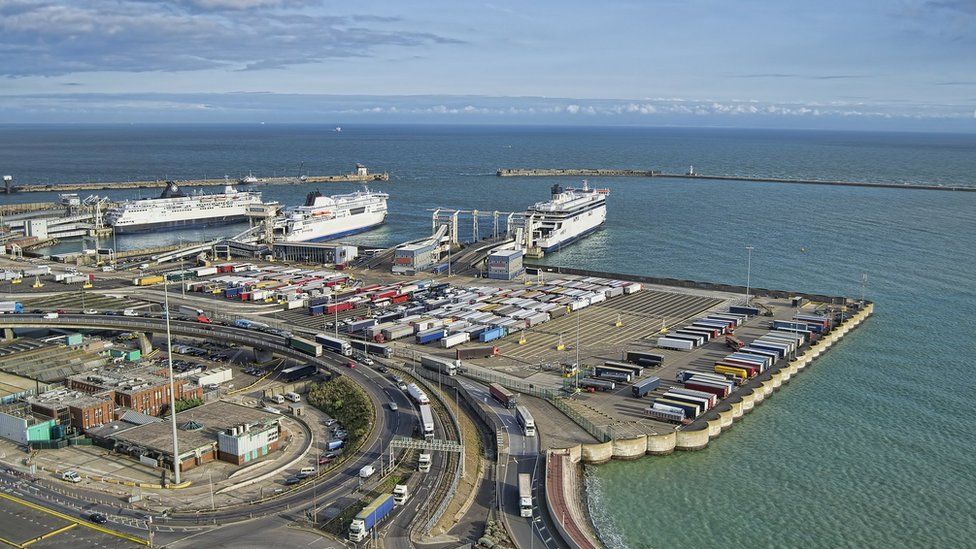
top-left (163, 282), bottom-right (182, 485)
top-left (745, 245), bottom-right (754, 304)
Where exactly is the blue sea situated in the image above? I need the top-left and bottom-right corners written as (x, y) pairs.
top-left (2, 124), bottom-right (975, 547)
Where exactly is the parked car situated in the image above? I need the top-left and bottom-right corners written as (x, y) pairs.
top-left (88, 512), bottom-right (108, 524)
top-left (61, 471), bottom-right (82, 483)
top-left (284, 477), bottom-right (301, 486)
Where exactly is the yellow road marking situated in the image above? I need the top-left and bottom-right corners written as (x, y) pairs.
top-left (0, 536), bottom-right (21, 548)
top-left (0, 493), bottom-right (147, 546)
top-left (22, 523), bottom-right (77, 546)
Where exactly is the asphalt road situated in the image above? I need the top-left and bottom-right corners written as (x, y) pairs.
top-left (456, 379), bottom-right (570, 549)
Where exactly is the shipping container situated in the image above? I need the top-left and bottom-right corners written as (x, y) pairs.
top-left (631, 376), bottom-right (662, 398)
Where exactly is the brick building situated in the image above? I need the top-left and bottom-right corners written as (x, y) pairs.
top-left (28, 389), bottom-right (115, 430)
top-left (67, 369), bottom-right (202, 417)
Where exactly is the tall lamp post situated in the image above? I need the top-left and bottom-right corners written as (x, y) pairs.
top-left (163, 282), bottom-right (181, 485)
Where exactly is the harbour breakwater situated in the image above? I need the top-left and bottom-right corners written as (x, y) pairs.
top-left (4, 170), bottom-right (389, 193)
top-left (497, 168), bottom-right (976, 192)
top-left (555, 302), bottom-right (873, 464)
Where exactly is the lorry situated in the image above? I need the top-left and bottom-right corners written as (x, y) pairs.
top-left (518, 473), bottom-right (533, 518)
top-left (0, 301), bottom-right (23, 314)
top-left (287, 336), bottom-right (323, 357)
top-left (418, 453), bottom-right (432, 473)
top-left (359, 465), bottom-right (375, 479)
top-left (631, 376), bottom-right (662, 398)
top-left (348, 494), bottom-right (395, 542)
top-left (314, 333), bottom-right (353, 356)
top-left (393, 484), bottom-right (409, 505)
top-left (419, 404), bottom-right (435, 440)
top-left (515, 405), bottom-right (535, 437)
top-left (420, 354), bottom-right (459, 376)
top-left (489, 383), bottom-right (517, 409)
top-left (178, 305), bottom-right (211, 323)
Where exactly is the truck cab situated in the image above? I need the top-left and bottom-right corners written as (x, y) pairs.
top-left (393, 484), bottom-right (409, 505)
top-left (418, 453), bottom-right (432, 473)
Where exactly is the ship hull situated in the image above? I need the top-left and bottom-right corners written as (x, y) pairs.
top-left (534, 204), bottom-right (606, 252)
top-left (540, 223), bottom-right (604, 252)
top-left (282, 211), bottom-right (387, 243)
top-left (111, 214), bottom-right (249, 234)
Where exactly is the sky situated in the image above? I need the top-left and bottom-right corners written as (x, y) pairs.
top-left (0, 0), bottom-right (975, 130)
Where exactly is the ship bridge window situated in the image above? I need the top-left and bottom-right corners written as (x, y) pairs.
top-left (350, 207), bottom-right (366, 215)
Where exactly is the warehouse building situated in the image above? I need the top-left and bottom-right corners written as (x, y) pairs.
top-left (272, 242), bottom-right (359, 265)
top-left (67, 368), bottom-right (202, 417)
top-left (90, 401), bottom-right (282, 472)
top-left (0, 404), bottom-right (56, 446)
top-left (486, 248), bottom-right (525, 280)
top-left (392, 242), bottom-right (439, 274)
top-left (28, 389), bottom-right (114, 430)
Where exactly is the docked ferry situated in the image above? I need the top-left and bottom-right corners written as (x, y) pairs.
top-left (104, 182), bottom-right (262, 233)
top-left (277, 188), bottom-right (388, 242)
top-left (526, 181), bottom-right (608, 252)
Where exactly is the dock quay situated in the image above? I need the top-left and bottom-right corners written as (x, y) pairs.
top-left (3, 166), bottom-right (389, 194)
top-left (496, 167), bottom-right (976, 192)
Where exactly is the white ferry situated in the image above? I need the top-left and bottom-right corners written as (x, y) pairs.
top-left (277, 188), bottom-right (388, 242)
top-left (104, 182), bottom-right (262, 234)
top-left (526, 181), bottom-right (608, 252)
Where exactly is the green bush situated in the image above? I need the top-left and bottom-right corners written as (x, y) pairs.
top-left (306, 377), bottom-right (372, 444)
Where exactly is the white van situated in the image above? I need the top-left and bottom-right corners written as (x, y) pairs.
top-left (359, 465), bottom-right (375, 479)
top-left (269, 394), bottom-right (285, 404)
top-left (299, 466), bottom-right (316, 476)
top-left (61, 471), bottom-right (82, 483)
top-left (43, 312), bottom-right (59, 319)
top-left (284, 392), bottom-right (301, 403)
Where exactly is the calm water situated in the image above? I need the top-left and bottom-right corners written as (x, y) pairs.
top-left (2, 125), bottom-right (975, 547)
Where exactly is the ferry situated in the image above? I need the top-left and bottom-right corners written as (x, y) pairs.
top-left (277, 188), bottom-right (388, 242)
top-left (526, 181), bottom-right (608, 252)
top-left (104, 182), bottom-right (262, 233)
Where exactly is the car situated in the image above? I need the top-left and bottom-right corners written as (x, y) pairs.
top-left (88, 512), bottom-right (108, 524)
top-left (346, 361), bottom-right (355, 369)
top-left (398, 382), bottom-right (408, 391)
top-left (284, 476), bottom-right (302, 485)
top-left (83, 309), bottom-right (98, 315)
top-left (318, 455), bottom-right (332, 465)
top-left (323, 418), bottom-right (337, 427)
top-left (61, 471), bottom-right (82, 483)
top-left (55, 309), bottom-right (66, 314)
top-left (376, 365), bottom-right (387, 373)
top-left (296, 472), bottom-right (311, 480)
top-left (361, 357), bottom-right (374, 366)
top-left (323, 451), bottom-right (341, 459)
top-left (389, 402), bottom-right (398, 412)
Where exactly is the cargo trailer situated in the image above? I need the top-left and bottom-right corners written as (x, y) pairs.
top-left (593, 365), bottom-right (634, 382)
top-left (314, 334), bottom-right (352, 356)
top-left (281, 363), bottom-right (317, 382)
top-left (754, 338), bottom-right (794, 355)
top-left (645, 403), bottom-right (687, 424)
top-left (657, 337), bottom-right (695, 351)
top-left (662, 391), bottom-right (711, 412)
top-left (738, 347), bottom-right (780, 364)
top-left (416, 329), bottom-right (446, 345)
top-left (602, 361), bottom-right (643, 377)
top-left (685, 380), bottom-right (731, 398)
top-left (729, 305), bottom-right (760, 316)
top-left (419, 404), bottom-right (435, 440)
top-left (382, 325), bottom-right (414, 341)
top-left (691, 320), bottom-right (731, 334)
top-left (518, 473), bottom-right (533, 517)
top-left (287, 336), bottom-right (323, 357)
top-left (441, 332), bottom-right (470, 349)
top-left (421, 355), bottom-right (459, 376)
top-left (349, 340), bottom-right (393, 358)
top-left (516, 406), bottom-right (536, 437)
top-left (489, 383), bottom-right (517, 408)
top-left (406, 383), bottom-right (430, 405)
top-left (654, 397), bottom-right (700, 418)
top-left (579, 378), bottom-right (615, 391)
top-left (727, 352), bottom-right (771, 368)
top-left (714, 364), bottom-right (749, 380)
top-left (716, 361), bottom-right (758, 376)
top-left (479, 326), bottom-right (506, 343)
top-left (664, 332), bottom-right (704, 346)
top-left (624, 350), bottom-right (664, 366)
top-left (668, 387), bottom-right (717, 407)
top-left (675, 328), bottom-right (713, 342)
top-left (631, 376), bottom-right (661, 398)
top-left (745, 341), bottom-right (787, 358)
top-left (348, 494), bottom-right (395, 542)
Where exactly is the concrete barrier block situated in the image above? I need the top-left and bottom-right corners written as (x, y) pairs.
top-left (707, 418), bottom-right (722, 438)
top-left (645, 431), bottom-right (676, 455)
top-left (675, 427), bottom-right (710, 451)
top-left (730, 400), bottom-right (744, 419)
top-left (580, 441), bottom-right (614, 464)
top-left (612, 436), bottom-right (648, 460)
top-left (719, 409), bottom-right (734, 429)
